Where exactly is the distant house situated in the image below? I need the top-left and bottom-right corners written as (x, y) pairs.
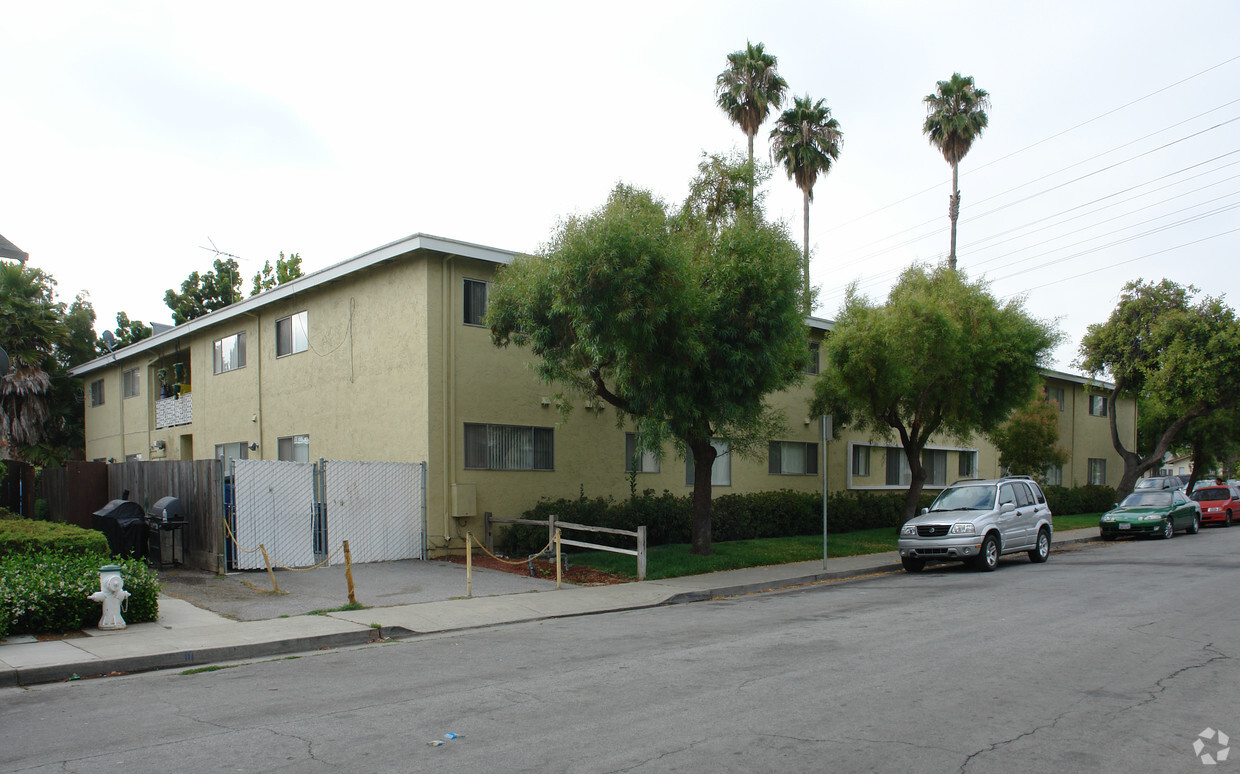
top-left (70, 233), bottom-right (1135, 556)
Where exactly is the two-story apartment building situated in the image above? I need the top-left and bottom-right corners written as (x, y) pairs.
top-left (70, 233), bottom-right (1135, 555)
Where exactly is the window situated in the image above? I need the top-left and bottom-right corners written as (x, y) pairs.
top-left (1088, 394), bottom-right (1108, 417)
top-left (278, 434), bottom-right (310, 462)
top-left (999, 483), bottom-right (1016, 507)
top-left (464, 423), bottom-right (553, 470)
top-left (1045, 465), bottom-right (1063, 486)
top-left (958, 450), bottom-right (977, 478)
top-left (1014, 482), bottom-right (1033, 507)
top-left (852, 445), bottom-right (870, 477)
top-left (1043, 386), bottom-right (1065, 411)
top-left (685, 440), bottom-right (731, 486)
top-left (886, 448), bottom-right (911, 486)
top-left (214, 332), bottom-right (247, 374)
top-left (805, 342), bottom-right (820, 375)
top-left (276, 311), bottom-right (308, 357)
top-left (923, 449), bottom-right (948, 486)
top-left (123, 368), bottom-right (140, 399)
top-left (1089, 458), bottom-right (1107, 485)
top-left (769, 441), bottom-right (819, 476)
top-left (215, 442), bottom-right (249, 471)
top-left (625, 433), bottom-right (660, 473)
top-left (90, 379), bottom-right (105, 407)
top-left (464, 279), bottom-right (488, 326)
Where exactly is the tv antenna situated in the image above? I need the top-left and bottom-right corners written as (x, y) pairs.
top-left (199, 237), bottom-right (244, 305)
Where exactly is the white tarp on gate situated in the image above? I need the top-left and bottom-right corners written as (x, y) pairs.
top-left (324, 460), bottom-right (425, 563)
top-left (232, 459), bottom-right (316, 570)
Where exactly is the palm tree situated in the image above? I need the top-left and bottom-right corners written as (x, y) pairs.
top-left (771, 95), bottom-right (842, 311)
top-left (716, 42), bottom-right (788, 196)
top-left (922, 73), bottom-right (990, 270)
top-left (0, 263), bottom-right (66, 459)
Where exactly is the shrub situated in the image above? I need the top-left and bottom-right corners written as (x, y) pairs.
top-left (1043, 484), bottom-right (1118, 515)
top-left (495, 488), bottom-right (934, 556)
top-left (0, 552), bottom-right (160, 637)
top-left (0, 518), bottom-right (109, 558)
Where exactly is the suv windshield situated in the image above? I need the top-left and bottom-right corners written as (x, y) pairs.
top-left (1191, 487), bottom-right (1229, 502)
top-left (930, 485), bottom-right (995, 512)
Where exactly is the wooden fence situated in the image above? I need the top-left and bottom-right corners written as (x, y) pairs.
top-left (34, 459), bottom-right (225, 573)
top-left (485, 512), bottom-right (648, 580)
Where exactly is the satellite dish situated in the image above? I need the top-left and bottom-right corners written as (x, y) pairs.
top-left (101, 330), bottom-right (116, 351)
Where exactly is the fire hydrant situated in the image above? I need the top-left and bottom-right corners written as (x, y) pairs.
top-left (86, 565), bottom-right (130, 630)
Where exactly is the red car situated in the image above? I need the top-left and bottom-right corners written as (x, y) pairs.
top-left (1188, 484), bottom-right (1239, 527)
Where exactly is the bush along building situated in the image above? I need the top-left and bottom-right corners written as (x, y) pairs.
top-left (70, 233), bottom-right (1135, 557)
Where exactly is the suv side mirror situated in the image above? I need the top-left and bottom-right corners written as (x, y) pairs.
top-left (920, 507), bottom-right (928, 515)
top-left (999, 502), bottom-right (1015, 513)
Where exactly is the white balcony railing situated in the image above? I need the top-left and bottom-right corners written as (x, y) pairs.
top-left (155, 393), bottom-right (193, 429)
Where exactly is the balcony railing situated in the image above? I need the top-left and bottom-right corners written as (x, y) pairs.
top-left (155, 393), bottom-right (193, 429)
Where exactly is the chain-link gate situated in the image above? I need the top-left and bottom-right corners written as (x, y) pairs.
top-left (230, 459), bottom-right (426, 570)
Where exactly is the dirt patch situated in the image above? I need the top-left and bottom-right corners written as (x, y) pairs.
top-left (440, 554), bottom-right (629, 586)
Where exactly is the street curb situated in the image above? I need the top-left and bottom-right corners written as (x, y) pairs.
top-left (1, 625), bottom-right (416, 688)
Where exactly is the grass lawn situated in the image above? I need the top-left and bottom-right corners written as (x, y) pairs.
top-left (569, 513), bottom-right (1104, 580)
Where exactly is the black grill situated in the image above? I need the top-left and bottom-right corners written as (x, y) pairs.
top-left (917, 525), bottom-right (951, 537)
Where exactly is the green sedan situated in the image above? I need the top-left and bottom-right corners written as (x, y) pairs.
top-left (1100, 490), bottom-right (1201, 540)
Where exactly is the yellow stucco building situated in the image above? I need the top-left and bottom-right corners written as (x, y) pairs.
top-left (71, 234), bottom-right (1135, 555)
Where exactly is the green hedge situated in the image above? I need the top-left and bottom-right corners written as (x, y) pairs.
top-left (496, 483), bottom-right (1113, 557)
top-left (0, 518), bottom-right (110, 558)
top-left (0, 552), bottom-right (160, 637)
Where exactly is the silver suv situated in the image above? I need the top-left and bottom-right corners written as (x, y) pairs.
top-left (898, 476), bottom-right (1053, 572)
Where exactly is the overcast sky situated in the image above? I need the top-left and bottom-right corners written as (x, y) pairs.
top-left (3, 1), bottom-right (1237, 371)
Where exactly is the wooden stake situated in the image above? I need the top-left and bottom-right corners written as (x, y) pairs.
top-left (260, 544), bottom-right (279, 593)
top-left (466, 531), bottom-right (473, 598)
top-left (343, 540), bottom-right (356, 605)
top-left (555, 528), bottom-right (562, 590)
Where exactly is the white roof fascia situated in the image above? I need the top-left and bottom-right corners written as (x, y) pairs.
top-left (70, 233), bottom-right (518, 376)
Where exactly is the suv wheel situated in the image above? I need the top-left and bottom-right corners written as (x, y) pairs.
top-left (1161, 518), bottom-right (1175, 539)
top-left (1028, 528), bottom-right (1051, 563)
top-left (974, 534), bottom-right (1000, 572)
top-left (901, 556), bottom-right (925, 573)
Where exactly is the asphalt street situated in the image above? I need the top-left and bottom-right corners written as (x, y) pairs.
top-left (3, 528), bottom-right (1237, 773)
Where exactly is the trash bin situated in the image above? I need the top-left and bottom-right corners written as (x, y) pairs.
top-left (91, 499), bottom-right (147, 558)
top-left (146, 496), bottom-right (187, 568)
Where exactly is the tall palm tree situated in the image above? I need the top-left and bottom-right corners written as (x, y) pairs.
top-left (771, 95), bottom-right (842, 311)
top-left (0, 263), bottom-right (66, 459)
top-left (922, 73), bottom-right (990, 270)
top-left (716, 41), bottom-right (788, 196)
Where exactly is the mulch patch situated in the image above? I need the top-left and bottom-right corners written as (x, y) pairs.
top-left (440, 553), bottom-right (629, 586)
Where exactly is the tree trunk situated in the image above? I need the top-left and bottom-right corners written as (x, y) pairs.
top-left (901, 443), bottom-right (929, 522)
top-left (689, 436), bottom-right (718, 556)
top-left (948, 161), bottom-right (960, 271)
top-left (746, 132), bottom-right (756, 206)
top-left (1108, 388), bottom-right (1202, 499)
top-left (802, 188), bottom-right (811, 313)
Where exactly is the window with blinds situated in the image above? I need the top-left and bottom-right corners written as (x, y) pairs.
top-left (464, 423), bottom-right (554, 470)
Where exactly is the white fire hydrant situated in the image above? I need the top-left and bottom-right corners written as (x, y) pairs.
top-left (86, 565), bottom-right (130, 630)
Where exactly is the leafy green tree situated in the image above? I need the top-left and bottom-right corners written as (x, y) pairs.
top-left (250, 251), bottom-right (304, 296)
top-left (716, 41), bottom-right (788, 198)
top-left (1080, 279), bottom-right (1240, 497)
top-left (101, 311), bottom-right (153, 351)
top-left (811, 265), bottom-right (1058, 520)
top-left (164, 257), bottom-right (242, 325)
top-left (990, 396), bottom-right (1070, 481)
top-left (922, 73), bottom-right (990, 271)
top-left (1180, 406), bottom-right (1240, 489)
top-left (771, 94), bottom-right (842, 311)
top-left (488, 165), bottom-right (806, 556)
top-left (0, 265), bottom-right (97, 464)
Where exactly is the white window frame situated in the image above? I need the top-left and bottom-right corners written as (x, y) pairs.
top-left (1045, 465), bottom-right (1063, 486)
top-left (90, 379), bottom-right (105, 407)
top-left (1088, 394), bottom-right (1108, 417)
top-left (464, 423), bottom-right (554, 471)
top-left (122, 368), bottom-right (140, 399)
top-left (463, 278), bottom-right (488, 327)
top-left (852, 445), bottom-right (870, 477)
top-left (214, 331), bottom-right (247, 374)
top-left (276, 311), bottom-right (308, 357)
top-left (1044, 385), bottom-right (1065, 411)
top-left (215, 442), bottom-right (249, 471)
top-left (769, 440), bottom-right (818, 476)
top-left (625, 433), bottom-right (660, 473)
top-left (848, 441), bottom-right (972, 491)
top-left (958, 450), bottom-right (977, 478)
top-left (685, 440), bottom-right (731, 487)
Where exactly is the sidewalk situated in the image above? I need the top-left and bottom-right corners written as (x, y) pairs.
top-left (0, 529), bottom-right (1101, 687)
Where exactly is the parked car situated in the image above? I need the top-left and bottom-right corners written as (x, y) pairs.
top-left (898, 476), bottom-right (1053, 573)
top-left (1188, 484), bottom-right (1238, 527)
top-left (1134, 475), bottom-right (1185, 492)
top-left (1099, 490), bottom-right (1201, 540)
